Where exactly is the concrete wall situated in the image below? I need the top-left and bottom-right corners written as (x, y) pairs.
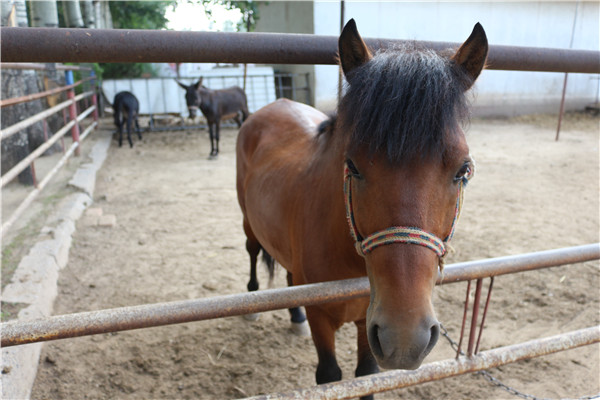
top-left (255, 1), bottom-right (316, 105)
top-left (313, 1), bottom-right (599, 115)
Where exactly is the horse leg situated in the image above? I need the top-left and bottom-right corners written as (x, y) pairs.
top-left (244, 221), bottom-right (261, 321)
top-left (354, 319), bottom-right (379, 400)
top-left (306, 306), bottom-right (342, 384)
top-left (246, 239), bottom-right (260, 292)
top-left (287, 272), bottom-right (310, 336)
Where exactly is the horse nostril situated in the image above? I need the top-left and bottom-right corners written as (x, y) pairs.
top-left (426, 322), bottom-right (440, 354)
top-left (368, 324), bottom-right (384, 359)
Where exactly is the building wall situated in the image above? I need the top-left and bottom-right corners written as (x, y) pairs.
top-left (255, 1), bottom-right (316, 105)
top-left (313, 1), bottom-right (599, 115)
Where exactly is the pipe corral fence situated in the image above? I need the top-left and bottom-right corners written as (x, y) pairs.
top-left (1, 62), bottom-right (99, 236)
top-left (1, 27), bottom-right (599, 400)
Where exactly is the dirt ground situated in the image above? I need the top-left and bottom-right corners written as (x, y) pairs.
top-left (10, 111), bottom-right (599, 399)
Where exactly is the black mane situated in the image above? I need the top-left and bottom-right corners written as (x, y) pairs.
top-left (338, 44), bottom-right (470, 164)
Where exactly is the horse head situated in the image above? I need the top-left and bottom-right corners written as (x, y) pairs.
top-left (176, 78), bottom-right (203, 119)
top-left (338, 19), bottom-right (487, 370)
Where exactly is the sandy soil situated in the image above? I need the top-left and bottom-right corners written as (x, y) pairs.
top-left (22, 112), bottom-right (599, 399)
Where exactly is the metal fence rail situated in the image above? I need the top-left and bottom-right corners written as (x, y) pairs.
top-left (1, 67), bottom-right (98, 236)
top-left (1, 27), bottom-right (599, 73)
top-left (2, 244), bottom-right (598, 348)
top-left (245, 326), bottom-right (600, 400)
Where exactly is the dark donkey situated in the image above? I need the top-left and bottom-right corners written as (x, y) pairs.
top-left (176, 78), bottom-right (249, 158)
top-left (113, 91), bottom-right (141, 148)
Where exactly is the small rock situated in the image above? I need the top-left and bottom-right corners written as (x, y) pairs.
top-left (86, 207), bottom-right (103, 217)
top-left (98, 215), bottom-right (117, 227)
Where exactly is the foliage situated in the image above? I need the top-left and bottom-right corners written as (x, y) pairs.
top-left (101, 1), bottom-right (176, 79)
top-left (109, 1), bottom-right (175, 30)
top-left (200, 0), bottom-right (263, 31)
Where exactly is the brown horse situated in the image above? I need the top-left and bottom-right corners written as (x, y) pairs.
top-left (236, 19), bottom-right (487, 394)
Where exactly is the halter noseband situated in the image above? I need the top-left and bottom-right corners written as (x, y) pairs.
top-left (343, 162), bottom-right (473, 265)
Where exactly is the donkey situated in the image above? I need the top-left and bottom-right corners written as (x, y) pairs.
top-left (113, 91), bottom-right (141, 148)
top-left (176, 78), bottom-right (249, 158)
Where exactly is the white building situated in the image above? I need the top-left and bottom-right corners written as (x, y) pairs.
top-left (255, 1), bottom-right (599, 116)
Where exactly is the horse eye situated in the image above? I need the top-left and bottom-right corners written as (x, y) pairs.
top-left (346, 159), bottom-right (361, 177)
top-left (454, 162), bottom-right (472, 182)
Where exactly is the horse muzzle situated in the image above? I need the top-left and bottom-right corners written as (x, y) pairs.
top-left (367, 311), bottom-right (440, 370)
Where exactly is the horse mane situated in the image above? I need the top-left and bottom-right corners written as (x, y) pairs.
top-left (337, 43), bottom-right (471, 164)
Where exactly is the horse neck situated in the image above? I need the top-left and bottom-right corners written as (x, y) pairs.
top-left (305, 126), bottom-right (348, 215)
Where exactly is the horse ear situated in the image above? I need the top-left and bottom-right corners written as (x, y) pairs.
top-left (194, 78), bottom-right (203, 90)
top-left (338, 19), bottom-right (372, 77)
top-left (452, 23), bottom-right (488, 89)
top-left (175, 79), bottom-right (188, 90)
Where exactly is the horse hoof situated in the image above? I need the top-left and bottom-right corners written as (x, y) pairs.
top-left (243, 313), bottom-right (260, 321)
top-left (290, 320), bottom-right (311, 337)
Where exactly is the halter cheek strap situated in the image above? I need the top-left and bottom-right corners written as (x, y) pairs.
top-left (343, 162), bottom-right (473, 265)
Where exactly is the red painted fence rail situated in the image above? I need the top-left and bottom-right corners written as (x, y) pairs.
top-left (0, 66), bottom-right (98, 236)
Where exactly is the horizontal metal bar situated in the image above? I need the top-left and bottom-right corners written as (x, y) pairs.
top-left (1, 91), bottom-right (91, 141)
top-left (1, 277), bottom-right (370, 347)
top-left (438, 243), bottom-right (600, 284)
top-left (1, 119), bottom-right (97, 236)
top-left (0, 77), bottom-right (94, 107)
top-left (0, 62), bottom-right (92, 71)
top-left (1, 244), bottom-right (597, 348)
top-left (246, 326), bottom-right (600, 400)
top-left (1, 92), bottom-right (93, 188)
top-left (1, 28), bottom-right (598, 73)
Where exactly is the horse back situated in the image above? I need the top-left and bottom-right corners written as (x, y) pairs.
top-left (237, 99), bottom-right (326, 168)
top-left (236, 99), bottom-right (328, 267)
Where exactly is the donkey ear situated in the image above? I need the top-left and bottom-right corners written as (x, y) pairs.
top-left (194, 78), bottom-right (203, 90)
top-left (175, 79), bottom-right (188, 90)
top-left (452, 23), bottom-right (488, 89)
top-left (339, 19), bottom-right (372, 77)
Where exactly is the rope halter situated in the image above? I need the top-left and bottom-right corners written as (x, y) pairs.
top-left (343, 161), bottom-right (473, 266)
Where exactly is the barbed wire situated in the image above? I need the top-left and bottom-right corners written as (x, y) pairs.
top-left (439, 324), bottom-right (600, 400)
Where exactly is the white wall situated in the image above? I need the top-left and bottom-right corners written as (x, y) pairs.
top-left (314, 1), bottom-right (599, 115)
top-left (103, 66), bottom-right (277, 116)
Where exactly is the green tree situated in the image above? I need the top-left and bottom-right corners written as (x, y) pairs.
top-left (109, 1), bottom-right (173, 30)
top-left (101, 1), bottom-right (176, 79)
top-left (201, 0), bottom-right (261, 32)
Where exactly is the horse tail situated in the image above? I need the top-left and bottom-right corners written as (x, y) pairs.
top-left (261, 248), bottom-right (275, 287)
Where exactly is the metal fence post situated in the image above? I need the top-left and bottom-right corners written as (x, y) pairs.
top-left (90, 70), bottom-right (99, 122)
top-left (65, 70), bottom-right (81, 155)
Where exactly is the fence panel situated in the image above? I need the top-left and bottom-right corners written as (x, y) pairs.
top-left (0, 64), bottom-right (98, 236)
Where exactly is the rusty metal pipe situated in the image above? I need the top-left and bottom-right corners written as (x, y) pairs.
top-left (1, 277), bottom-right (370, 347)
top-left (245, 326), bottom-right (600, 399)
top-left (0, 77), bottom-right (93, 107)
top-left (0, 62), bottom-right (92, 71)
top-left (1, 244), bottom-right (598, 347)
top-left (467, 278), bottom-right (483, 357)
top-left (1, 28), bottom-right (599, 73)
top-left (438, 243), bottom-right (600, 284)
